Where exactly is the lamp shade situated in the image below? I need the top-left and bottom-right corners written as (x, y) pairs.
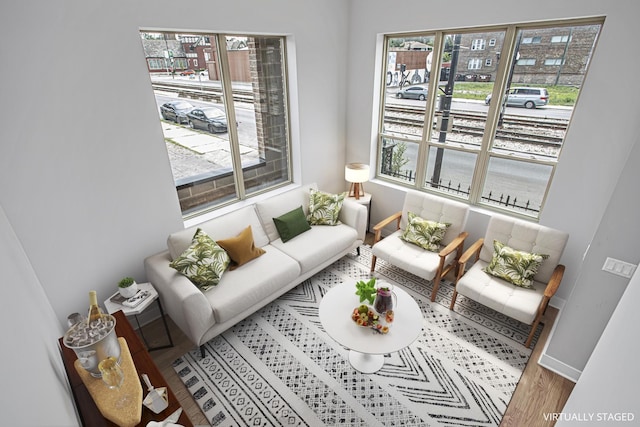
top-left (345, 163), bottom-right (370, 183)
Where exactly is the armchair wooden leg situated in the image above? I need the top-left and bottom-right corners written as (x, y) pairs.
top-left (371, 255), bottom-right (377, 272)
top-left (525, 322), bottom-right (538, 348)
top-left (430, 275), bottom-right (441, 302)
top-left (449, 290), bottom-right (458, 310)
top-left (525, 312), bottom-right (544, 348)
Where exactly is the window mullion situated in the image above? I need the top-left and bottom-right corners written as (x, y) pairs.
top-left (216, 34), bottom-right (245, 199)
top-left (468, 25), bottom-right (517, 205)
top-left (415, 31), bottom-right (445, 189)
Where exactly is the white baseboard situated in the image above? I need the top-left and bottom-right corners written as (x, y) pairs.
top-left (537, 352), bottom-right (582, 383)
top-left (536, 302), bottom-right (580, 382)
top-left (549, 295), bottom-right (566, 310)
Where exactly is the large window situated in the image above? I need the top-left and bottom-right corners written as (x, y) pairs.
top-left (378, 19), bottom-right (602, 218)
top-left (139, 31), bottom-right (292, 218)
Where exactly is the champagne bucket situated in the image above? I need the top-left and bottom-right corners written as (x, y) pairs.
top-left (63, 314), bottom-right (121, 378)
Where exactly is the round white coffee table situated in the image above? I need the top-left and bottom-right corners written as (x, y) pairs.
top-left (319, 281), bottom-right (423, 373)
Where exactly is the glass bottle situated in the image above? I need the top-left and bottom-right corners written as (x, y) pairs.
top-left (88, 290), bottom-right (104, 325)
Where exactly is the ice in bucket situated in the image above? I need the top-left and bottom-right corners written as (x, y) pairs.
top-left (63, 314), bottom-right (120, 377)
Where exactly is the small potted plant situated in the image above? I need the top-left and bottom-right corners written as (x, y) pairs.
top-left (118, 277), bottom-right (138, 298)
top-left (355, 277), bottom-right (377, 304)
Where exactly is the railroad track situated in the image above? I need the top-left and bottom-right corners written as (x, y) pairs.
top-left (151, 81), bottom-right (254, 103)
top-left (153, 80), bottom-right (567, 146)
top-left (384, 115), bottom-right (564, 146)
top-left (384, 104), bottom-right (568, 131)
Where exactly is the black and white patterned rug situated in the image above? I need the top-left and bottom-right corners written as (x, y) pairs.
top-left (173, 246), bottom-right (538, 426)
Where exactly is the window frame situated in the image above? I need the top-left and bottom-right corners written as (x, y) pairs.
top-left (471, 38), bottom-right (486, 50)
top-left (468, 58), bottom-right (482, 70)
top-left (375, 18), bottom-right (603, 220)
top-left (140, 31), bottom-right (294, 220)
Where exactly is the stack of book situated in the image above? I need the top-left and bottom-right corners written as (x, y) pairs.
top-left (109, 290), bottom-right (151, 308)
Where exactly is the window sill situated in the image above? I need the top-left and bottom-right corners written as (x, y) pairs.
top-left (183, 182), bottom-right (300, 229)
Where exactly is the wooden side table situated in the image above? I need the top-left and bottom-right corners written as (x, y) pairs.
top-left (58, 310), bottom-right (193, 427)
top-left (104, 282), bottom-right (173, 351)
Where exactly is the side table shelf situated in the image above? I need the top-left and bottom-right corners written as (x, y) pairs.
top-left (104, 282), bottom-right (173, 352)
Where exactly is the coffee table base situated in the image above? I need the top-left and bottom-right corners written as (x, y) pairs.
top-left (349, 350), bottom-right (384, 373)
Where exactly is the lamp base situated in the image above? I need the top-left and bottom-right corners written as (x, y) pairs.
top-left (348, 182), bottom-right (365, 200)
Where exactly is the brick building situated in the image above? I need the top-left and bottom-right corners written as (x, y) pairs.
top-left (388, 24), bottom-right (600, 86)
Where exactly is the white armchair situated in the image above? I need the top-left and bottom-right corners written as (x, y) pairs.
top-left (449, 214), bottom-right (569, 348)
top-left (370, 190), bottom-right (469, 301)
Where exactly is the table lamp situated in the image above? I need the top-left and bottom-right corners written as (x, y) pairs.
top-left (345, 163), bottom-right (369, 200)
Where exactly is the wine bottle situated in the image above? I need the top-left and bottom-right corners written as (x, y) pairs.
top-left (88, 290), bottom-right (103, 324)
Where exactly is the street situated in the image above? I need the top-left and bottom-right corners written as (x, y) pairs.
top-left (387, 88), bottom-right (572, 121)
top-left (154, 92), bottom-right (259, 182)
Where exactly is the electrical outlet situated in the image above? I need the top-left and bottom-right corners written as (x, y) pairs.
top-left (602, 257), bottom-right (637, 279)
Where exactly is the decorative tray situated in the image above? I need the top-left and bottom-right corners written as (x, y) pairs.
top-left (351, 305), bottom-right (394, 334)
top-left (74, 338), bottom-right (143, 427)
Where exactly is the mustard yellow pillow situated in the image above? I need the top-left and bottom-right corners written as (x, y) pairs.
top-left (216, 225), bottom-right (266, 270)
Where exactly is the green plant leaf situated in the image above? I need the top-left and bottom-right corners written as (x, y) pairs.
top-left (354, 277), bottom-right (377, 304)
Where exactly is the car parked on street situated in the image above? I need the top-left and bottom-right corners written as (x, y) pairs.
top-left (186, 107), bottom-right (228, 133)
top-left (485, 87), bottom-right (549, 109)
top-left (396, 85), bottom-right (429, 101)
top-left (160, 100), bottom-right (195, 124)
top-left (179, 69), bottom-right (195, 76)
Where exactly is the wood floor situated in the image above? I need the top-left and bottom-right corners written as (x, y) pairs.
top-left (142, 298), bottom-right (574, 427)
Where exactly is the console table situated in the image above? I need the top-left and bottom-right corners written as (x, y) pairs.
top-left (58, 310), bottom-right (193, 427)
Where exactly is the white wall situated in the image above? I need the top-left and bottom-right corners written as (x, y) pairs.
top-left (0, 205), bottom-right (79, 426)
top-left (556, 270), bottom-right (640, 425)
top-left (540, 125), bottom-right (640, 379)
top-left (345, 0), bottom-right (640, 378)
top-left (0, 0), bottom-right (349, 328)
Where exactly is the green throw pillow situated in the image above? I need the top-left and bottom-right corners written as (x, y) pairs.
top-left (273, 206), bottom-right (311, 242)
top-left (306, 188), bottom-right (345, 225)
top-left (169, 228), bottom-right (230, 291)
top-left (400, 212), bottom-right (450, 252)
top-left (483, 240), bottom-right (549, 289)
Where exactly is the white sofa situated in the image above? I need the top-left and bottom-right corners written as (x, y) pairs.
top-left (144, 184), bottom-right (367, 355)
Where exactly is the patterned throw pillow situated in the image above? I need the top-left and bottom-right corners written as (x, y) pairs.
top-left (306, 189), bottom-right (346, 226)
top-left (400, 212), bottom-right (450, 252)
top-left (169, 228), bottom-right (230, 291)
top-left (483, 240), bottom-right (549, 289)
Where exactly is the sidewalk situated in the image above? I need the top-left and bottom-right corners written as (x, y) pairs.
top-left (161, 122), bottom-right (259, 182)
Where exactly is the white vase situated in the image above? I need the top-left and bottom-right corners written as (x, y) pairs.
top-left (118, 282), bottom-right (138, 298)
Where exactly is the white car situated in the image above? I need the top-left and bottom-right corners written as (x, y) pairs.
top-left (485, 87), bottom-right (549, 109)
top-left (396, 85), bottom-right (429, 101)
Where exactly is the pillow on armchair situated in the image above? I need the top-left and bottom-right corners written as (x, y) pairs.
top-left (483, 240), bottom-right (549, 289)
top-left (400, 211), bottom-right (450, 252)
